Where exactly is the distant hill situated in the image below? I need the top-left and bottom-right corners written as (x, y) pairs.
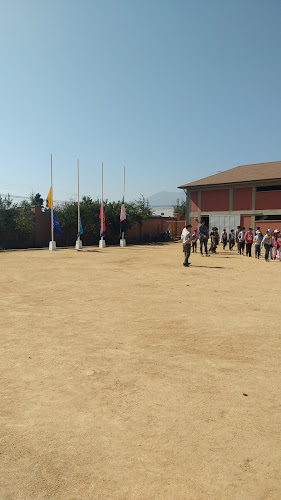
top-left (148, 191), bottom-right (185, 207)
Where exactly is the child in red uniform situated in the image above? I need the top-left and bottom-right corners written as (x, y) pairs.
top-left (245, 227), bottom-right (254, 257)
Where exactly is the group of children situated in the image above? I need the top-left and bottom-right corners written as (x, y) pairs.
top-left (181, 221), bottom-right (281, 267)
top-left (234, 225), bottom-right (281, 261)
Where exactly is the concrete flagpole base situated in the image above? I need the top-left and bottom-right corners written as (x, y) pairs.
top-left (99, 239), bottom-right (106, 248)
top-left (75, 240), bottom-right (82, 250)
top-left (120, 239), bottom-right (126, 247)
top-left (49, 241), bottom-right (56, 251)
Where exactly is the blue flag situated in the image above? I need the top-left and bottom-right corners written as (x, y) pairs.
top-left (77, 215), bottom-right (83, 237)
top-left (53, 211), bottom-right (62, 238)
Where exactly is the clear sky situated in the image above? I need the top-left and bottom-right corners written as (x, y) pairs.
top-left (0, 0), bottom-right (280, 203)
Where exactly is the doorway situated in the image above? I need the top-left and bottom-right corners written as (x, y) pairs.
top-left (200, 215), bottom-right (209, 229)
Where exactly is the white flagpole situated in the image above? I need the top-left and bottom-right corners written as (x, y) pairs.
top-left (101, 162), bottom-right (104, 238)
top-left (120, 165), bottom-right (126, 246)
top-left (122, 166), bottom-right (125, 240)
top-left (51, 154), bottom-right (54, 242)
top-left (75, 159), bottom-right (82, 249)
top-left (49, 153), bottom-right (56, 251)
top-left (99, 162), bottom-right (106, 248)
top-left (78, 159), bottom-right (80, 237)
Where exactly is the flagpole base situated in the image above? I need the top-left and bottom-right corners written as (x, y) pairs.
top-left (120, 239), bottom-right (126, 247)
top-left (75, 240), bottom-right (82, 250)
top-left (99, 239), bottom-right (106, 248)
top-left (49, 241), bottom-right (56, 251)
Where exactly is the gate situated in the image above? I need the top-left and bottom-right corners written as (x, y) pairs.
top-left (209, 215), bottom-right (241, 237)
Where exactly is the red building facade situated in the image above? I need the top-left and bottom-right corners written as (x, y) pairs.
top-left (179, 161), bottom-right (281, 234)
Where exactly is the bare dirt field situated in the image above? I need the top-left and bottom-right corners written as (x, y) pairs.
top-left (0, 242), bottom-right (280, 500)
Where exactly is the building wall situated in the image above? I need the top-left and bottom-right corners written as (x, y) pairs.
top-left (256, 221), bottom-right (281, 234)
top-left (255, 191), bottom-right (281, 210)
top-left (32, 205), bottom-right (50, 242)
top-left (241, 215), bottom-right (252, 229)
top-left (190, 217), bottom-right (199, 230)
top-left (201, 189), bottom-right (229, 212)
top-left (190, 192), bottom-right (199, 212)
top-left (126, 217), bottom-right (185, 241)
top-left (233, 187), bottom-right (252, 211)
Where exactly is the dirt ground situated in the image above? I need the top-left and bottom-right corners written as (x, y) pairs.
top-left (0, 242), bottom-right (280, 500)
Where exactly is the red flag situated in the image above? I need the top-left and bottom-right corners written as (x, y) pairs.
top-left (99, 201), bottom-right (106, 236)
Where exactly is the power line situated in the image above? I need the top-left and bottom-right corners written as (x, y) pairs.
top-left (0, 193), bottom-right (70, 204)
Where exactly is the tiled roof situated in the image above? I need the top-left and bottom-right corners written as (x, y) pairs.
top-left (178, 161), bottom-right (281, 189)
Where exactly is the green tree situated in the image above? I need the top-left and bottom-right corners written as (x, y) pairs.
top-left (131, 195), bottom-right (152, 240)
top-left (0, 195), bottom-right (17, 239)
top-left (173, 200), bottom-right (186, 218)
top-left (14, 201), bottom-right (35, 240)
top-left (30, 192), bottom-right (44, 207)
top-left (52, 196), bottom-right (153, 246)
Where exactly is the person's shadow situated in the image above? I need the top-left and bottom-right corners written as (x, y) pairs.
top-left (190, 265), bottom-right (228, 269)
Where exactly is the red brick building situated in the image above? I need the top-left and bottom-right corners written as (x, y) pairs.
top-left (178, 161), bottom-right (281, 234)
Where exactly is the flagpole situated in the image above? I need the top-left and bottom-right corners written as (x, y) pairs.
top-left (122, 166), bottom-right (125, 240)
top-left (49, 154), bottom-right (56, 251)
top-left (99, 162), bottom-right (106, 248)
top-left (51, 154), bottom-right (54, 242)
top-left (123, 166), bottom-right (125, 199)
top-left (120, 165), bottom-right (126, 247)
top-left (75, 159), bottom-right (82, 250)
top-left (101, 162), bottom-right (104, 238)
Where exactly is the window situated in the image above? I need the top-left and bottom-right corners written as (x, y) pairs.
top-left (256, 185), bottom-right (281, 192)
top-left (255, 215), bottom-right (281, 221)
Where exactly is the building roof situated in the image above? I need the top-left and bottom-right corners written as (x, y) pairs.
top-left (178, 161), bottom-right (281, 189)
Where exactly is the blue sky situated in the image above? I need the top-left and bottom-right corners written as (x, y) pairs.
top-left (0, 0), bottom-right (280, 203)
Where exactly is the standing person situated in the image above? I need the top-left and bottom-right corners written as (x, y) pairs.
top-left (270, 233), bottom-right (274, 260)
top-left (238, 227), bottom-right (246, 255)
top-left (235, 225), bottom-right (241, 253)
top-left (181, 224), bottom-right (192, 267)
top-left (209, 227), bottom-right (216, 253)
top-left (245, 227), bottom-right (254, 257)
top-left (273, 230), bottom-right (281, 261)
top-left (229, 229), bottom-right (235, 251)
top-left (214, 227), bottom-right (220, 250)
top-left (276, 231), bottom-right (281, 262)
top-left (191, 229), bottom-right (198, 253)
top-left (221, 229), bottom-right (228, 250)
top-left (253, 230), bottom-right (262, 259)
top-left (261, 229), bottom-right (272, 262)
top-left (198, 220), bottom-right (209, 257)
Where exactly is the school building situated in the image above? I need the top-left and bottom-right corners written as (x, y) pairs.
top-left (178, 161), bottom-right (281, 235)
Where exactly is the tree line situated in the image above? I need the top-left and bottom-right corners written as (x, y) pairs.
top-left (0, 193), bottom-right (152, 248)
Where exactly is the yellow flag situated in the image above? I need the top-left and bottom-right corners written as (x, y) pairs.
top-left (46, 188), bottom-right (52, 209)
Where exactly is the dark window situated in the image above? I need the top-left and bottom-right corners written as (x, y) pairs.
top-left (256, 185), bottom-right (281, 192)
top-left (255, 215), bottom-right (281, 221)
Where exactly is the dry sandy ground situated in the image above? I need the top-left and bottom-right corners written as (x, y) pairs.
top-left (0, 242), bottom-right (280, 500)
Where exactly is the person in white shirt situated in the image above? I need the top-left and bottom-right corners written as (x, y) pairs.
top-left (181, 224), bottom-right (192, 267)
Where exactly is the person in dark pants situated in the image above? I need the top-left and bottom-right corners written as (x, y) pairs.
top-left (221, 229), bottom-right (228, 250)
top-left (253, 230), bottom-right (262, 258)
top-left (181, 224), bottom-right (192, 267)
top-left (191, 229), bottom-right (198, 252)
top-left (235, 225), bottom-right (241, 253)
top-left (245, 227), bottom-right (254, 257)
top-left (261, 230), bottom-right (272, 262)
top-left (198, 220), bottom-right (209, 257)
top-left (238, 227), bottom-right (245, 255)
top-left (209, 227), bottom-right (217, 253)
top-left (229, 229), bottom-right (235, 250)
